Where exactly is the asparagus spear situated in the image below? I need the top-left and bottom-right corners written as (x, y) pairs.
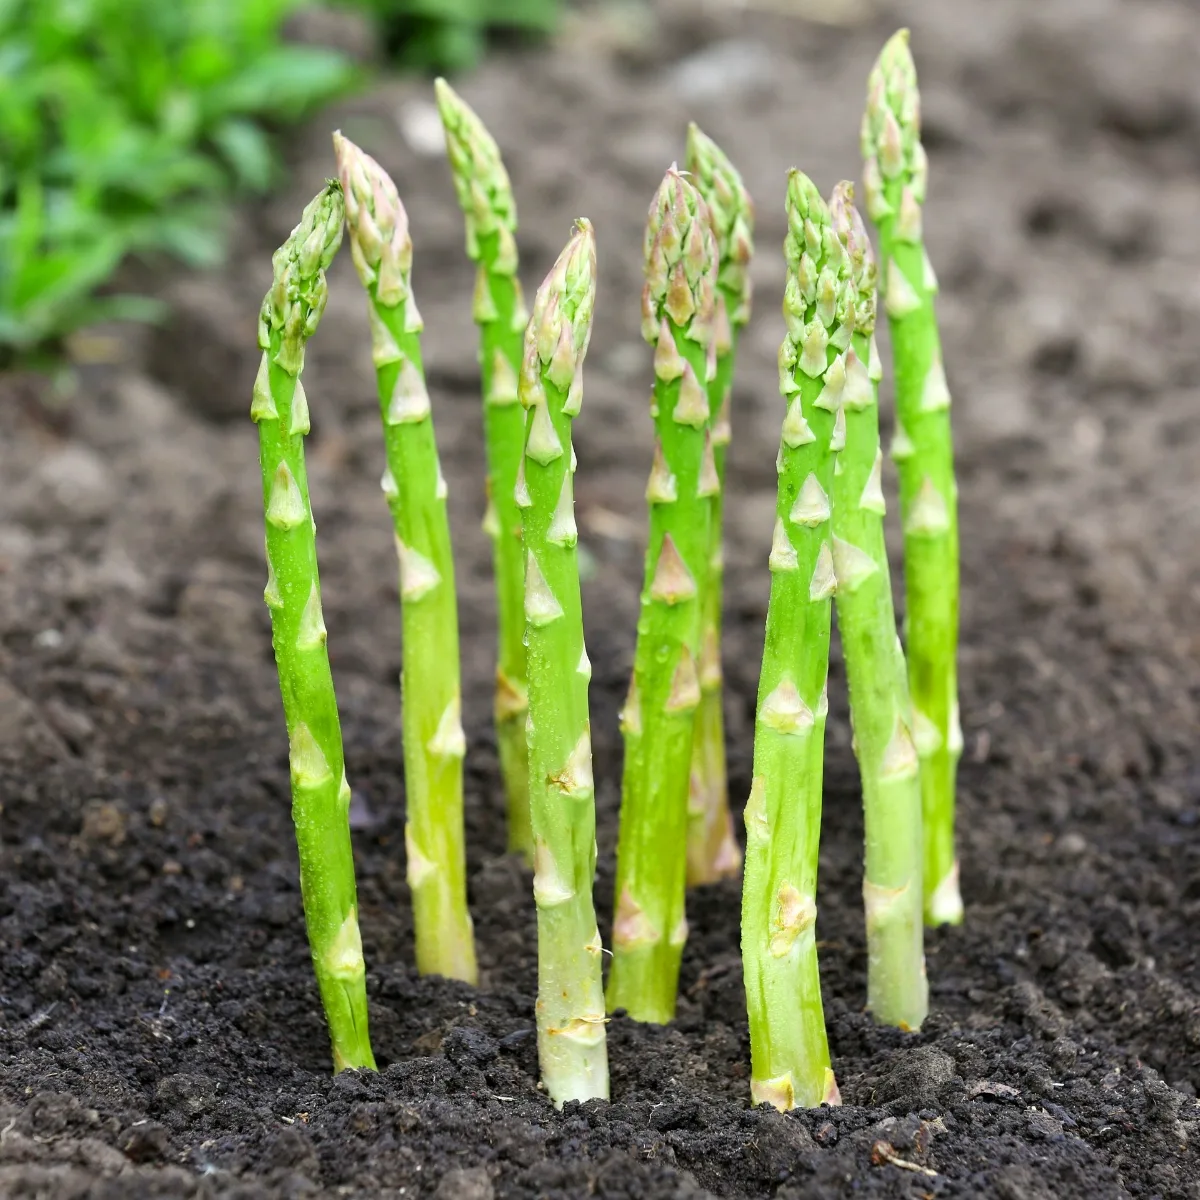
top-left (519, 219), bottom-right (609, 1107)
top-left (607, 168), bottom-right (717, 1024)
top-left (253, 182), bottom-right (375, 1072)
top-left (861, 30), bottom-right (963, 926)
top-left (741, 170), bottom-right (844, 1111)
top-left (434, 80), bottom-right (534, 862)
top-left (829, 182), bottom-right (928, 1030)
top-left (683, 125), bottom-right (755, 887)
top-left (334, 134), bottom-right (477, 984)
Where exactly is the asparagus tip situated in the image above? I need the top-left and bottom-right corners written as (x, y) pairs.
top-left (434, 74), bottom-right (516, 251)
top-left (332, 133), bottom-right (413, 306)
top-left (643, 167), bottom-right (717, 344)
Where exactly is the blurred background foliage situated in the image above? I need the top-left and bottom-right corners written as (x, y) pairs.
top-left (349, 0), bottom-right (560, 73)
top-left (0, 0), bottom-right (564, 371)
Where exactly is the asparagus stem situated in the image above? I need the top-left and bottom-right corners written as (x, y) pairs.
top-left (862, 30), bottom-right (963, 927)
top-left (742, 171), bottom-right (847, 1111)
top-left (518, 220), bottom-right (609, 1106)
top-left (253, 182), bottom-right (375, 1073)
top-left (334, 135), bottom-right (477, 984)
top-left (607, 168), bottom-right (717, 1024)
top-left (829, 183), bottom-right (928, 1030)
top-left (435, 81), bottom-right (534, 863)
top-left (683, 125), bottom-right (755, 887)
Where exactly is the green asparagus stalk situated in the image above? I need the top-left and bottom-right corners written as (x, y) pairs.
top-left (253, 182), bottom-right (375, 1073)
top-left (334, 134), bottom-right (478, 983)
top-left (518, 219), bottom-right (609, 1107)
top-left (829, 183), bottom-right (928, 1030)
top-left (742, 170), bottom-right (846, 1111)
top-left (861, 30), bottom-right (963, 926)
top-left (607, 168), bottom-right (717, 1024)
top-left (434, 80), bottom-right (534, 862)
top-left (682, 125), bottom-right (755, 887)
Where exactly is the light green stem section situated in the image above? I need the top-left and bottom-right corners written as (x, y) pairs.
top-left (686, 323), bottom-right (740, 886)
top-left (370, 289), bottom-right (478, 984)
top-left (885, 246), bottom-right (960, 926)
top-left (834, 325), bottom-right (927, 1029)
top-left (607, 318), bottom-right (711, 1024)
top-left (864, 32), bottom-right (962, 926)
top-left (253, 186), bottom-right (374, 1073)
top-left (476, 232), bottom-right (533, 861)
top-left (520, 224), bottom-right (608, 1106)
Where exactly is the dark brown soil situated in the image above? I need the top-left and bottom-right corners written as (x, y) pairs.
top-left (2, 1), bottom-right (1198, 1196)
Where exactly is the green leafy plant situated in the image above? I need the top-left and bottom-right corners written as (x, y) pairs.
top-left (351, 0), bottom-right (561, 73)
top-left (0, 0), bottom-right (354, 366)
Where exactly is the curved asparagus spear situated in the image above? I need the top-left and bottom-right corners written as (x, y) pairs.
top-left (683, 125), bottom-right (755, 886)
top-left (607, 168), bottom-right (717, 1023)
top-left (829, 183), bottom-right (928, 1030)
top-left (253, 182), bottom-right (375, 1072)
top-left (862, 30), bottom-right (963, 926)
top-left (742, 170), bottom-right (844, 1111)
top-left (435, 80), bottom-right (534, 862)
top-left (518, 219), bottom-right (609, 1107)
top-left (334, 134), bottom-right (477, 984)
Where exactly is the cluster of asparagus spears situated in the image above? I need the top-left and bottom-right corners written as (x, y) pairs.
top-left (252, 29), bottom-right (961, 1109)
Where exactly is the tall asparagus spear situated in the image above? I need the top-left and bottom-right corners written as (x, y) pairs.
top-left (334, 134), bottom-right (477, 984)
top-left (607, 168), bottom-right (716, 1024)
top-left (434, 80), bottom-right (534, 862)
top-left (253, 182), bottom-right (375, 1072)
top-left (683, 125), bottom-right (755, 887)
top-left (741, 170), bottom-right (843, 1111)
top-left (518, 219), bottom-right (609, 1107)
top-left (861, 30), bottom-right (963, 926)
top-left (829, 183), bottom-right (928, 1030)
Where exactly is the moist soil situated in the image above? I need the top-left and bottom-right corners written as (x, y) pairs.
top-left (2, 1), bottom-right (1198, 1196)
